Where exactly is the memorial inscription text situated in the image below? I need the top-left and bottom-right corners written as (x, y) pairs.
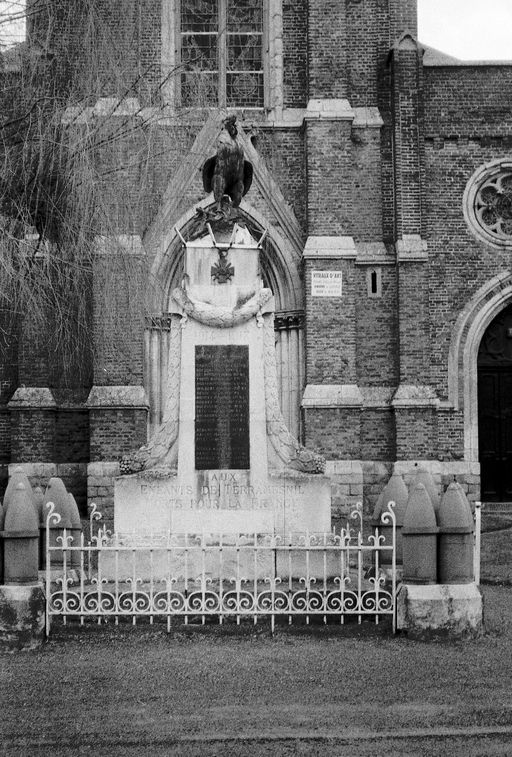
top-left (195, 345), bottom-right (250, 469)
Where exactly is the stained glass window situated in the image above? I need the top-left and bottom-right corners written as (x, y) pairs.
top-left (180, 0), bottom-right (264, 108)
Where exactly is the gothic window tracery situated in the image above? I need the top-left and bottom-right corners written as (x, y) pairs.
top-left (464, 159), bottom-right (512, 248)
top-left (179, 0), bottom-right (265, 108)
top-left (475, 172), bottom-right (512, 241)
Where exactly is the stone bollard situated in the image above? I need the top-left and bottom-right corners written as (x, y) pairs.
top-left (43, 478), bottom-right (72, 568)
top-left (372, 472), bottom-right (408, 568)
top-left (3, 467), bottom-right (35, 517)
top-left (68, 493), bottom-right (82, 568)
top-left (402, 483), bottom-right (439, 584)
top-left (0, 488), bottom-right (45, 650)
top-left (411, 467), bottom-right (440, 515)
top-left (438, 482), bottom-right (474, 584)
top-left (2, 483), bottom-right (39, 584)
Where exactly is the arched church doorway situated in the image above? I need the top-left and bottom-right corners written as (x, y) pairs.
top-left (478, 303), bottom-right (512, 501)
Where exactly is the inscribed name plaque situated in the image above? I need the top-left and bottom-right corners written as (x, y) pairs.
top-left (311, 270), bottom-right (343, 297)
top-left (195, 345), bottom-right (250, 469)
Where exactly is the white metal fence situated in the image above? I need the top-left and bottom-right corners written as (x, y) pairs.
top-left (44, 502), bottom-right (397, 635)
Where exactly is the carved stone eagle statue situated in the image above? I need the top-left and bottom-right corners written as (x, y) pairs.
top-left (202, 116), bottom-right (253, 210)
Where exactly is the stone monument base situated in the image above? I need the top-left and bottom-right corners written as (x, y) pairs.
top-left (396, 583), bottom-right (483, 637)
top-left (103, 469), bottom-right (334, 579)
top-left (113, 468), bottom-right (332, 535)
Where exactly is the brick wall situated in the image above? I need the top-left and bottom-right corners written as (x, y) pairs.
top-left (303, 408), bottom-right (361, 459)
top-left (304, 258), bottom-right (356, 384)
top-left (351, 126), bottom-right (384, 241)
top-left (87, 462), bottom-right (120, 521)
top-left (55, 411), bottom-right (90, 464)
top-left (250, 127), bottom-right (307, 234)
top-left (0, 319), bottom-right (18, 465)
top-left (355, 265), bottom-right (398, 386)
top-left (89, 409), bottom-right (147, 461)
top-left (392, 38), bottom-right (424, 238)
top-left (92, 253), bottom-right (145, 386)
top-left (308, 0), bottom-right (347, 98)
top-left (360, 409), bottom-right (396, 460)
top-left (394, 408), bottom-right (438, 459)
top-left (10, 410), bottom-right (55, 461)
top-left (388, 0), bottom-right (417, 40)
top-left (282, 0), bottom-right (307, 107)
top-left (424, 66), bottom-right (512, 137)
top-left (398, 263), bottom-right (429, 385)
top-left (347, 0), bottom-right (382, 107)
top-left (306, 121), bottom-right (353, 235)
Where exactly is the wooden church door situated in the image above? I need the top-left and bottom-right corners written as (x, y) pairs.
top-left (478, 304), bottom-right (512, 501)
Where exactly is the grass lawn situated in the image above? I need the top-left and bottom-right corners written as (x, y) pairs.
top-left (1, 585), bottom-right (512, 756)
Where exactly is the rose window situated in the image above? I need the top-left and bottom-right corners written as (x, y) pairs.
top-left (476, 173), bottom-right (512, 238)
top-left (464, 160), bottom-right (512, 248)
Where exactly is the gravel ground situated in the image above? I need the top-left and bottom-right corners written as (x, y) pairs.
top-left (1, 584), bottom-right (512, 756)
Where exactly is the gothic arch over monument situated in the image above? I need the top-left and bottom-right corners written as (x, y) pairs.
top-left (448, 272), bottom-right (512, 463)
top-left (147, 199), bottom-right (303, 315)
top-left (144, 200), bottom-right (305, 440)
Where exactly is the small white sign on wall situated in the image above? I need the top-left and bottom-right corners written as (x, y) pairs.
top-left (311, 270), bottom-right (343, 297)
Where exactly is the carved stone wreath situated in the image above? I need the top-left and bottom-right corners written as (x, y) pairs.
top-left (463, 159), bottom-right (512, 248)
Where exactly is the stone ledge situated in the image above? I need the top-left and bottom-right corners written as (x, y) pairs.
top-left (8, 387), bottom-right (56, 409)
top-left (351, 107), bottom-right (384, 129)
top-left (396, 234), bottom-right (428, 262)
top-left (392, 384), bottom-right (440, 408)
top-left (397, 583), bottom-right (483, 637)
top-left (87, 462), bottom-right (120, 478)
top-left (302, 384), bottom-right (363, 409)
top-left (393, 460), bottom-right (481, 478)
top-left (264, 108), bottom-right (306, 128)
top-left (303, 236), bottom-right (357, 260)
top-left (355, 242), bottom-right (395, 266)
top-left (8, 462), bottom-right (57, 479)
top-left (360, 386), bottom-right (396, 408)
top-left (305, 98), bottom-right (355, 121)
top-left (86, 386), bottom-right (149, 410)
top-left (325, 460), bottom-right (363, 478)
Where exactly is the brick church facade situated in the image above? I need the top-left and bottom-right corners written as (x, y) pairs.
top-left (2, 0), bottom-right (512, 518)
